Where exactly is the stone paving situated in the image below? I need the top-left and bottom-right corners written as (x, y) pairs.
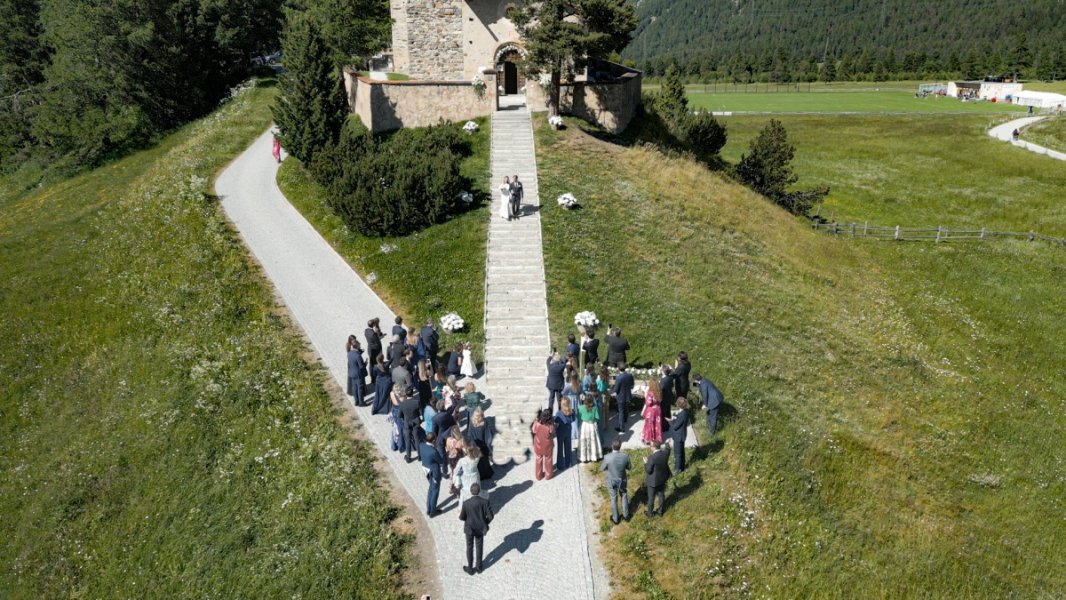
top-left (215, 127), bottom-right (604, 599)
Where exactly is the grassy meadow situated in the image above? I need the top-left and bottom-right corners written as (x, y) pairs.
top-left (0, 82), bottom-right (410, 598)
top-left (535, 113), bottom-right (1066, 598)
top-left (276, 119), bottom-right (491, 359)
top-left (1020, 114), bottom-right (1066, 154)
top-left (686, 90), bottom-right (1026, 114)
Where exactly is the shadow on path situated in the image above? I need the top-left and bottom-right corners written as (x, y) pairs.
top-left (482, 519), bottom-right (545, 569)
top-left (491, 479), bottom-right (533, 513)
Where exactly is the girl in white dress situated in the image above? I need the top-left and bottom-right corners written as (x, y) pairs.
top-left (498, 175), bottom-right (511, 220)
top-left (460, 342), bottom-right (476, 378)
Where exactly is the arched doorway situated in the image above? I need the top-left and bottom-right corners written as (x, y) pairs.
top-left (494, 44), bottom-right (526, 96)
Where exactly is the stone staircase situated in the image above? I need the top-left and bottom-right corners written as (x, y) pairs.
top-left (485, 102), bottom-right (550, 463)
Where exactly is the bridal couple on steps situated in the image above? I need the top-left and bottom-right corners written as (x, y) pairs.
top-left (498, 175), bottom-right (524, 221)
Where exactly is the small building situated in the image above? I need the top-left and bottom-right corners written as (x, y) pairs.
top-left (946, 80), bottom-right (1023, 102)
top-left (1012, 90), bottom-right (1066, 111)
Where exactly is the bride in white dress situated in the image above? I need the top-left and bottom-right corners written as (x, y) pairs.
top-left (498, 175), bottom-right (511, 220)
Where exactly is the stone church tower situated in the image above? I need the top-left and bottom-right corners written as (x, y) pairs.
top-left (390, 0), bottom-right (526, 91)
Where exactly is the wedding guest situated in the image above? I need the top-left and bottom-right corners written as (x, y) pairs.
top-left (400, 387), bottom-right (423, 463)
top-left (693, 373), bottom-right (724, 436)
top-left (463, 382), bottom-right (484, 417)
top-left (458, 482), bottom-right (493, 575)
top-left (406, 329), bottom-right (424, 364)
top-left (565, 333), bottom-right (580, 362)
top-left (371, 356), bottom-right (392, 415)
top-left (467, 407), bottom-right (494, 464)
top-left (431, 400), bottom-right (456, 448)
top-left (460, 342), bottom-right (477, 379)
top-left (432, 370), bottom-right (447, 403)
top-left (392, 357), bottom-right (412, 396)
top-left (447, 343), bottom-right (463, 378)
top-left (582, 329), bottom-right (600, 366)
top-left (346, 335), bottom-right (367, 407)
top-left (442, 375), bottom-right (462, 413)
top-left (612, 363), bottom-right (635, 432)
top-left (668, 398), bottom-right (690, 472)
top-left (564, 352), bottom-right (579, 383)
top-left (577, 395), bottom-right (602, 463)
top-left (453, 442), bottom-right (483, 504)
top-left (641, 379), bottom-right (663, 445)
top-left (423, 397), bottom-right (438, 435)
top-left (643, 441), bottom-right (672, 516)
top-left (416, 360), bottom-right (433, 411)
top-left (581, 365), bottom-right (595, 393)
top-left (531, 409), bottom-right (556, 481)
top-left (387, 334), bottom-right (405, 368)
top-left (364, 318), bottom-right (385, 383)
top-left (658, 365), bottom-right (676, 422)
top-left (553, 397), bottom-right (577, 471)
top-left (420, 319), bottom-right (440, 373)
top-left (563, 377), bottom-right (582, 422)
top-left (674, 351), bottom-right (691, 399)
top-left (392, 316), bottom-right (407, 339)
top-left (545, 352), bottom-right (566, 412)
top-left (596, 365), bottom-right (610, 403)
top-left (588, 387), bottom-right (606, 447)
top-left (604, 326), bottom-right (630, 368)
top-left (446, 426), bottom-right (466, 489)
top-left (420, 432), bottom-right (445, 517)
top-left (600, 439), bottom-right (632, 525)
top-left (389, 384), bottom-right (406, 452)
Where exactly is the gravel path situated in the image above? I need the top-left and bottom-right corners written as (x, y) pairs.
top-left (215, 129), bottom-right (607, 599)
top-left (988, 116), bottom-right (1066, 161)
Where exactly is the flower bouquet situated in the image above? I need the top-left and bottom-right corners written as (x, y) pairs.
top-left (574, 310), bottom-right (599, 333)
top-left (471, 75), bottom-right (486, 98)
top-left (557, 193), bottom-right (578, 209)
top-left (463, 120), bottom-right (479, 134)
top-left (457, 191), bottom-right (474, 204)
top-left (440, 312), bottom-right (465, 333)
top-left (548, 115), bottom-right (564, 129)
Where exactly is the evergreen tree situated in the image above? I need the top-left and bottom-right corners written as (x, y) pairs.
top-left (271, 12), bottom-right (349, 164)
top-left (1008, 33), bottom-right (1032, 80)
top-left (512, 0), bottom-right (636, 117)
top-left (735, 119), bottom-right (796, 201)
top-left (0, 0), bottom-right (48, 169)
top-left (658, 64), bottom-right (688, 122)
top-left (821, 59), bottom-right (836, 83)
top-left (298, 0), bottom-right (390, 67)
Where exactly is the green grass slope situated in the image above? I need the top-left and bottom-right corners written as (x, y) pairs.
top-left (0, 82), bottom-right (408, 598)
top-left (1021, 114), bottom-right (1066, 154)
top-left (686, 90), bottom-right (1026, 114)
top-left (536, 116), bottom-right (1065, 598)
top-left (275, 118), bottom-right (491, 360)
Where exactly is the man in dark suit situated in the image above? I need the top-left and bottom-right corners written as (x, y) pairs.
top-left (668, 399), bottom-right (689, 472)
top-left (392, 357), bottom-right (412, 395)
top-left (600, 439), bottom-right (632, 524)
top-left (420, 432), bottom-right (445, 516)
top-left (459, 482), bottom-right (494, 574)
top-left (347, 340), bottom-right (367, 407)
top-left (392, 316), bottom-right (406, 340)
top-left (658, 366), bottom-right (676, 421)
top-left (643, 441), bottom-right (671, 516)
top-left (365, 318), bottom-right (385, 384)
top-left (400, 388), bottom-right (422, 463)
top-left (420, 319), bottom-right (440, 372)
top-left (565, 333), bottom-right (580, 361)
top-left (673, 351), bottom-right (691, 399)
top-left (582, 330), bottom-right (600, 366)
top-left (604, 327), bottom-right (630, 368)
top-left (387, 334), bottom-right (405, 369)
top-left (509, 174), bottom-right (524, 219)
top-left (611, 363), bottom-right (634, 432)
top-left (545, 352), bottom-right (566, 413)
top-left (693, 373), bottom-right (723, 436)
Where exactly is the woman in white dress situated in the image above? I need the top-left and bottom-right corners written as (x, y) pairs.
top-left (498, 176), bottom-right (511, 220)
top-left (460, 342), bottom-right (476, 378)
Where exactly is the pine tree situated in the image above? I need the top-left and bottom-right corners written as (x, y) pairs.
top-left (821, 59), bottom-right (836, 83)
top-left (271, 12), bottom-right (349, 164)
top-left (735, 119), bottom-right (796, 201)
top-left (658, 64), bottom-right (688, 123)
top-left (511, 0), bottom-right (636, 117)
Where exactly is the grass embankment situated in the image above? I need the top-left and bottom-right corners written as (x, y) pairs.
top-left (1021, 115), bottom-right (1066, 154)
top-left (0, 82), bottom-right (409, 598)
top-left (276, 119), bottom-right (491, 357)
top-left (686, 90), bottom-right (1026, 114)
top-left (536, 116), bottom-right (1066, 598)
top-left (718, 114), bottom-right (1066, 232)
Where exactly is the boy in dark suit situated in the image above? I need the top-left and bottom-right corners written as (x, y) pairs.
top-left (459, 483), bottom-right (494, 574)
top-left (668, 398), bottom-right (689, 472)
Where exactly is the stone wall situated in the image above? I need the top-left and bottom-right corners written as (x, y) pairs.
top-left (346, 70), bottom-right (498, 133)
top-left (392, 0), bottom-right (464, 80)
top-left (525, 62), bottom-right (643, 133)
top-left (462, 0), bottom-right (520, 80)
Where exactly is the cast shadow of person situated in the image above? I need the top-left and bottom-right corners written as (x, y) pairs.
top-left (481, 519), bottom-right (545, 570)
top-left (490, 479), bottom-right (533, 513)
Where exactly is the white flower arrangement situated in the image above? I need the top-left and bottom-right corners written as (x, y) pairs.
top-left (379, 243), bottom-right (398, 254)
top-left (472, 74), bottom-right (486, 97)
top-left (574, 311), bottom-right (600, 328)
top-left (440, 312), bottom-right (465, 333)
top-left (458, 191), bottom-right (474, 204)
top-left (548, 115), bottom-right (564, 128)
top-left (463, 121), bottom-right (479, 134)
top-left (365, 272), bottom-right (378, 285)
top-left (557, 192), bottom-right (578, 209)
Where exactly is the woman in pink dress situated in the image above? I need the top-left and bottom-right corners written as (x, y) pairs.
top-left (271, 132), bottom-right (282, 163)
top-left (641, 379), bottom-right (663, 445)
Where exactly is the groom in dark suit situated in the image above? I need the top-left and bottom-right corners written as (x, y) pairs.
top-left (509, 174), bottom-right (524, 219)
top-left (611, 363), bottom-right (634, 432)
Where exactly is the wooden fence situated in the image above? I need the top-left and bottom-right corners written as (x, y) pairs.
top-left (811, 221), bottom-right (1066, 247)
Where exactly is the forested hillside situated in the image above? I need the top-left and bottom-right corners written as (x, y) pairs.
top-left (626, 0), bottom-right (1066, 81)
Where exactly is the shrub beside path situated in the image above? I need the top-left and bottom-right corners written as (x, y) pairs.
top-left (215, 128), bottom-right (604, 598)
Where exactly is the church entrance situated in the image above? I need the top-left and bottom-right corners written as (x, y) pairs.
top-left (495, 47), bottom-right (525, 96)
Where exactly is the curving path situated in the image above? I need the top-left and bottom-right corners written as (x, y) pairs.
top-left (215, 129), bottom-right (605, 599)
top-left (988, 116), bottom-right (1066, 162)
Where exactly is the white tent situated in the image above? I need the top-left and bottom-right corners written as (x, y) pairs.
top-left (1013, 90), bottom-right (1066, 110)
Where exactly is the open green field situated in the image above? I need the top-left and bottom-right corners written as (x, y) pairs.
top-left (0, 82), bottom-right (409, 598)
top-left (536, 113), bottom-right (1066, 598)
top-left (1021, 115), bottom-right (1066, 154)
top-left (276, 120), bottom-right (491, 359)
top-left (686, 90), bottom-right (1027, 114)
